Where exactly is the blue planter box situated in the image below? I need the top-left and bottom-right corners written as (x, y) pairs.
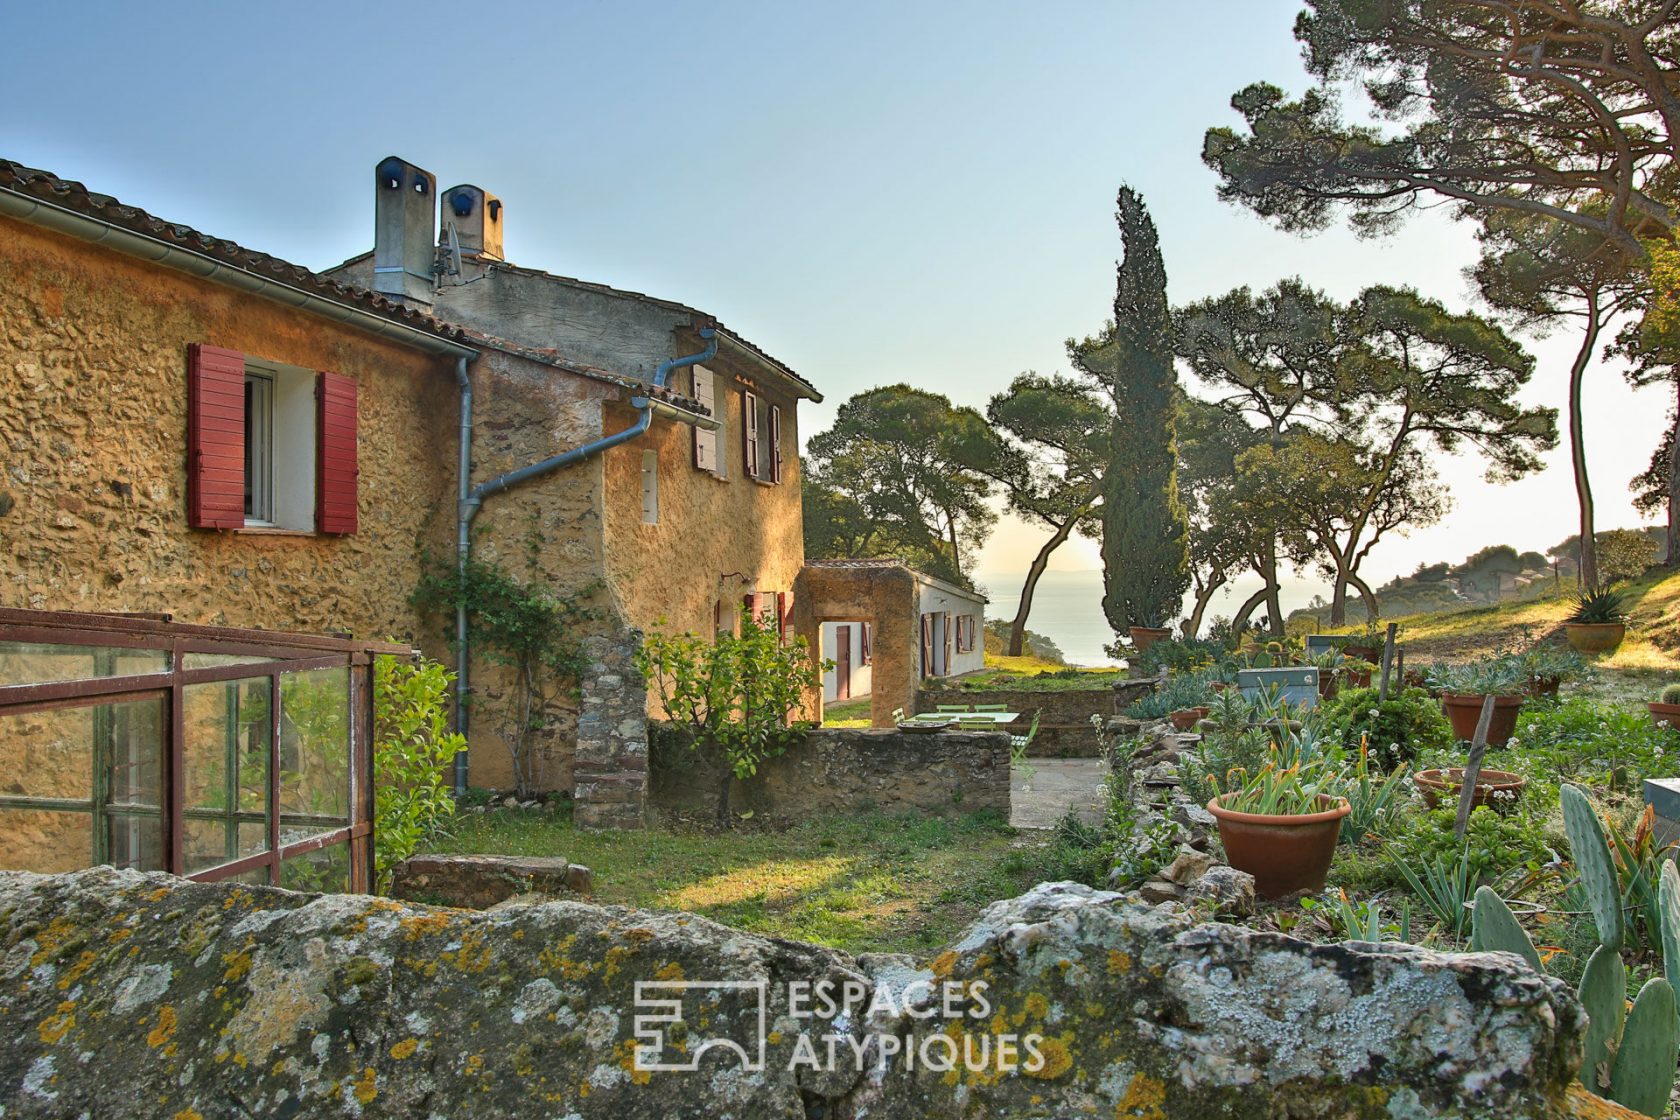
top-left (1235, 667), bottom-right (1320, 709)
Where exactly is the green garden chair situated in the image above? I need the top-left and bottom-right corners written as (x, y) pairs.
top-left (973, 704), bottom-right (1008, 712)
top-left (955, 719), bottom-right (994, 730)
top-left (937, 704), bottom-right (973, 713)
top-left (1010, 711), bottom-right (1041, 755)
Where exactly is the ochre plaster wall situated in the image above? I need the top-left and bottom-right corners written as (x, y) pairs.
top-left (792, 565), bottom-right (921, 727)
top-left (0, 215), bottom-right (458, 644)
top-left (600, 354), bottom-right (807, 702)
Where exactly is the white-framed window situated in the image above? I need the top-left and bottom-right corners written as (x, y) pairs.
top-left (242, 359), bottom-right (317, 530)
top-left (641, 449), bottom-right (659, 524)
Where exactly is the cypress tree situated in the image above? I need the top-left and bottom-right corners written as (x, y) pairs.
top-left (1085, 187), bottom-right (1189, 634)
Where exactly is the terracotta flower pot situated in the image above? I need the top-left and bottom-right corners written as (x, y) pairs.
top-left (1648, 701), bottom-right (1680, 731)
top-left (1413, 768), bottom-right (1528, 812)
top-left (1343, 645), bottom-right (1379, 664)
top-left (1169, 706), bottom-right (1209, 732)
top-left (1566, 622), bottom-right (1625, 654)
top-left (1439, 692), bottom-right (1524, 746)
top-left (1207, 794), bottom-right (1351, 899)
top-left (1129, 626), bottom-right (1172, 653)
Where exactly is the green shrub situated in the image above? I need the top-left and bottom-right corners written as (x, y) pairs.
top-left (1123, 669), bottom-right (1220, 720)
top-left (1320, 687), bottom-right (1452, 770)
top-left (1134, 636), bottom-right (1227, 677)
top-left (374, 655), bottom-right (465, 893)
top-left (1386, 805), bottom-right (1557, 886)
top-left (1506, 698), bottom-right (1670, 789)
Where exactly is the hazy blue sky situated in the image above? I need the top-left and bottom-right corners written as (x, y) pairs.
top-left (5, 0), bottom-right (1664, 615)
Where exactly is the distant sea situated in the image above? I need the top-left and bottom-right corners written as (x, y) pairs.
top-left (975, 569), bottom-right (1328, 668)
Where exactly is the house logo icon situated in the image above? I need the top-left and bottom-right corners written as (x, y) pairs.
top-left (632, 979), bottom-right (769, 1073)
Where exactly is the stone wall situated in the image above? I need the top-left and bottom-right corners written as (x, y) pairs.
top-left (0, 213), bottom-right (457, 641)
top-left (574, 632), bottom-right (651, 828)
top-left (0, 867), bottom-right (1613, 1119)
top-left (652, 726), bottom-right (1011, 819)
top-left (915, 685), bottom-right (1120, 757)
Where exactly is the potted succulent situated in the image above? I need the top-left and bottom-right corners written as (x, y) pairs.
top-left (1565, 588), bottom-right (1629, 654)
top-left (1516, 644), bottom-right (1587, 698)
top-left (1413, 767), bottom-right (1528, 811)
top-left (1128, 618), bottom-right (1173, 653)
top-left (1341, 620), bottom-right (1387, 666)
top-left (1429, 660), bottom-right (1526, 746)
top-left (1649, 683), bottom-right (1680, 730)
top-left (1207, 756), bottom-right (1350, 899)
top-left (1169, 705), bottom-right (1211, 731)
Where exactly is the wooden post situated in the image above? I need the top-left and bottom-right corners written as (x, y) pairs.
top-left (1453, 694), bottom-right (1496, 842)
top-left (1377, 623), bottom-right (1398, 702)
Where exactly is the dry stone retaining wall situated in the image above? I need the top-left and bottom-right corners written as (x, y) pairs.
top-left (0, 867), bottom-right (1606, 1119)
top-left (652, 726), bottom-right (1011, 819)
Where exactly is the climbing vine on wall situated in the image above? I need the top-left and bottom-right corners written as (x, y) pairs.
top-left (411, 524), bottom-right (595, 798)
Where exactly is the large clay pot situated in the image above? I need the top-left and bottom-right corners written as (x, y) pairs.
top-left (1207, 794), bottom-right (1351, 899)
top-left (1343, 645), bottom-right (1379, 664)
top-left (1648, 701), bottom-right (1680, 730)
top-left (1566, 622), bottom-right (1625, 654)
top-left (1439, 693), bottom-right (1525, 746)
top-left (1129, 626), bottom-right (1172, 652)
top-left (1413, 768), bottom-right (1528, 812)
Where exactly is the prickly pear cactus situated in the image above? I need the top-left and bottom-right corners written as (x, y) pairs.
top-left (1562, 784), bottom-right (1623, 952)
top-left (1472, 886), bottom-right (1541, 971)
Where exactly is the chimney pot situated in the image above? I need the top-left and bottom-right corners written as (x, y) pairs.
top-left (440, 183), bottom-right (504, 262)
top-left (372, 156), bottom-right (436, 305)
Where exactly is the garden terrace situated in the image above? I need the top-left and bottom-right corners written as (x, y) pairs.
top-left (0, 607), bottom-right (406, 893)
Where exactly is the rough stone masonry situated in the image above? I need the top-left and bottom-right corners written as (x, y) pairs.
top-left (0, 867), bottom-right (1628, 1119)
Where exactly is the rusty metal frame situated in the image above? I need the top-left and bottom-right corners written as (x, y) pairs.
top-left (0, 608), bottom-right (400, 893)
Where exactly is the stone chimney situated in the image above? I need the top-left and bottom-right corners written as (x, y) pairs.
top-left (373, 156), bottom-right (436, 306)
top-left (442, 184), bottom-right (504, 262)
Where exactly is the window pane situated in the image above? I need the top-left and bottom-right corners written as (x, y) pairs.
top-left (279, 669), bottom-right (350, 845)
top-left (182, 678), bottom-right (271, 873)
top-left (0, 811), bottom-right (92, 873)
top-left (0, 641), bottom-right (168, 687)
top-left (182, 652), bottom-right (279, 670)
top-left (279, 843), bottom-right (349, 894)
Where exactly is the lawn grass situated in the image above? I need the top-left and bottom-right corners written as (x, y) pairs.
top-left (423, 804), bottom-right (1070, 955)
top-left (821, 695), bottom-right (873, 727)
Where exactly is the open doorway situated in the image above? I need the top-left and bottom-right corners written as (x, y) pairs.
top-left (821, 621), bottom-right (873, 704)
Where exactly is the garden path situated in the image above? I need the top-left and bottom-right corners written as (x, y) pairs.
top-left (1010, 759), bottom-right (1107, 829)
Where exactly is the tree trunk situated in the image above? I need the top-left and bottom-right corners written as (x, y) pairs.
top-left (1230, 584), bottom-right (1270, 636)
top-left (1329, 574), bottom-right (1347, 627)
top-left (1348, 572), bottom-right (1381, 620)
top-left (1568, 296), bottom-right (1603, 589)
top-left (1008, 513), bottom-right (1082, 657)
top-left (1669, 379), bottom-right (1680, 566)
top-left (1185, 574), bottom-right (1228, 640)
top-left (1258, 544), bottom-right (1285, 635)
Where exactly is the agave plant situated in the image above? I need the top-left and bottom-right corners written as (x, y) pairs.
top-left (1569, 588), bottom-right (1630, 625)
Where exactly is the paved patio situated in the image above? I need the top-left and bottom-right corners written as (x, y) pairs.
top-left (1010, 759), bottom-right (1108, 829)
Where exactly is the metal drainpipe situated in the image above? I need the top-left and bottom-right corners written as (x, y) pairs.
top-left (453, 356), bottom-right (474, 795)
top-left (452, 327), bottom-right (718, 795)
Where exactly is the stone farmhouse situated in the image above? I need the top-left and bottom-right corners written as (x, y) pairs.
top-left (0, 154), bottom-right (984, 832)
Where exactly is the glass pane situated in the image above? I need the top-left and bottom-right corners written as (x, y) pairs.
top-left (279, 668), bottom-right (350, 845)
top-left (0, 810), bottom-right (92, 873)
top-left (182, 652), bottom-right (279, 670)
top-left (0, 698), bottom-right (165, 873)
top-left (279, 843), bottom-right (349, 894)
top-left (0, 641), bottom-right (168, 687)
top-left (182, 678), bottom-right (271, 873)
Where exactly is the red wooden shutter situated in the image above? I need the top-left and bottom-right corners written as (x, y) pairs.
top-left (187, 343), bottom-right (246, 530)
top-left (316, 371), bottom-right (358, 534)
top-left (942, 612), bottom-right (953, 672)
top-left (770, 404), bottom-right (783, 484)
top-left (919, 614), bottom-right (932, 678)
top-left (860, 622), bottom-right (871, 664)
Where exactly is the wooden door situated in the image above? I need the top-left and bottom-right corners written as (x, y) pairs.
top-left (835, 625), bottom-right (852, 700)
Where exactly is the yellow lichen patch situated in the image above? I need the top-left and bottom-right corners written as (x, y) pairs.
top-left (389, 1038), bottom-right (419, 1061)
top-left (1024, 1035), bottom-right (1072, 1080)
top-left (56, 950), bottom-right (98, 990)
top-left (109, 928), bottom-right (132, 943)
top-left (930, 951), bottom-right (959, 978)
top-left (464, 1054), bottom-right (485, 1075)
top-left (146, 887), bottom-right (171, 903)
top-left (1021, 992), bottom-right (1050, 1021)
top-left (614, 1039), bottom-right (652, 1086)
top-left (603, 945), bottom-right (631, 982)
top-left (442, 929), bottom-right (493, 974)
top-left (654, 962), bottom-right (684, 982)
top-left (400, 911), bottom-right (454, 940)
top-left (221, 949), bottom-right (253, 984)
top-left (1567, 1085), bottom-right (1648, 1119)
top-left (37, 1001), bottom-right (76, 1044)
top-left (220, 888), bottom-right (253, 911)
top-left (624, 928), bottom-right (655, 945)
top-left (352, 1066), bottom-right (378, 1105)
top-left (1115, 1072), bottom-right (1167, 1119)
top-left (1106, 950), bottom-right (1132, 975)
top-left (173, 1110), bottom-right (204, 1120)
top-left (28, 917), bottom-right (80, 968)
top-left (147, 1005), bottom-right (177, 1049)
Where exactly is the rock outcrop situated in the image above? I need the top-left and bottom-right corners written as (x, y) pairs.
top-left (0, 868), bottom-right (1599, 1118)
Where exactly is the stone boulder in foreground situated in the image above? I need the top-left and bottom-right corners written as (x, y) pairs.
top-left (0, 869), bottom-right (1615, 1118)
